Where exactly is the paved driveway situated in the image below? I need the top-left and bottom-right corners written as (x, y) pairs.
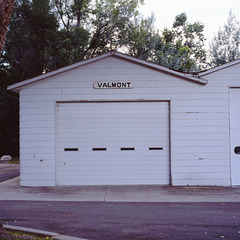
top-left (1, 201), bottom-right (240, 240)
top-left (1, 163), bottom-right (240, 239)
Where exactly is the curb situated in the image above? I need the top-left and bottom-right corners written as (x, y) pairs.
top-left (3, 224), bottom-right (89, 240)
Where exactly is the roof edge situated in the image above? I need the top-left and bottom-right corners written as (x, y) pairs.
top-left (113, 52), bottom-right (207, 85)
top-left (7, 52), bottom-right (116, 92)
top-left (199, 59), bottom-right (240, 77)
top-left (8, 51), bottom-right (207, 92)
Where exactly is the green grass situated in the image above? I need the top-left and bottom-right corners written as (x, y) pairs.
top-left (2, 230), bottom-right (53, 240)
top-left (9, 157), bottom-right (20, 164)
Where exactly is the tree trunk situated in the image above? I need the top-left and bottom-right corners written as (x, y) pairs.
top-left (0, 0), bottom-right (15, 51)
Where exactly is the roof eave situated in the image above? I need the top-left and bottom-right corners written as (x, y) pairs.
top-left (199, 59), bottom-right (240, 77)
top-left (7, 52), bottom-right (115, 92)
top-left (114, 53), bottom-right (207, 85)
top-left (7, 51), bottom-right (207, 92)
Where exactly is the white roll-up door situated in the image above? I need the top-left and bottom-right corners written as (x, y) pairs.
top-left (230, 88), bottom-right (240, 186)
top-left (56, 101), bottom-right (170, 185)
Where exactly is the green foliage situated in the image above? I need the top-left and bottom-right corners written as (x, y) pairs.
top-left (3, 0), bottom-right (58, 80)
top-left (125, 14), bottom-right (160, 61)
top-left (51, 0), bottom-right (144, 58)
top-left (46, 27), bottom-right (89, 71)
top-left (209, 10), bottom-right (240, 67)
top-left (51, 0), bottom-right (91, 29)
top-left (86, 0), bottom-right (143, 57)
top-left (126, 12), bottom-right (207, 72)
top-left (156, 12), bottom-right (206, 72)
top-left (0, 67), bottom-right (19, 156)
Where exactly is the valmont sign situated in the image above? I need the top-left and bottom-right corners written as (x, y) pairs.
top-left (93, 81), bottom-right (134, 89)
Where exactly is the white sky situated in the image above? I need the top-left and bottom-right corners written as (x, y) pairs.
top-left (138, 0), bottom-right (240, 49)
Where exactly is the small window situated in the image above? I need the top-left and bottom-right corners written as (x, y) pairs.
top-left (92, 148), bottom-right (107, 151)
top-left (64, 148), bottom-right (78, 151)
top-left (234, 146), bottom-right (240, 155)
top-left (121, 148), bottom-right (135, 151)
top-left (149, 147), bottom-right (163, 150)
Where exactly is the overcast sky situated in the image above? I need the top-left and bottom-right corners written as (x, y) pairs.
top-left (138, 0), bottom-right (240, 48)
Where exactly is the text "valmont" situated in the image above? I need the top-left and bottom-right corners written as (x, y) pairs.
top-left (93, 81), bottom-right (134, 89)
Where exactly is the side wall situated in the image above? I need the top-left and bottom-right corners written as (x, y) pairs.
top-left (19, 56), bottom-right (231, 186)
top-left (201, 64), bottom-right (240, 186)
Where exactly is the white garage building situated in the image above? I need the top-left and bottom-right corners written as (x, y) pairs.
top-left (7, 51), bottom-right (240, 187)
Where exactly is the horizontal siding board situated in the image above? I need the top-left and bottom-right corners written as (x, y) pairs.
top-left (21, 153), bottom-right (55, 160)
top-left (21, 88), bottom-right (62, 95)
top-left (20, 180), bottom-right (55, 187)
top-left (20, 128), bottom-right (55, 135)
top-left (173, 161), bottom-right (230, 168)
top-left (20, 108), bottom-right (54, 115)
top-left (21, 101), bottom-right (55, 108)
top-left (20, 147), bottom-right (55, 154)
top-left (172, 166), bottom-right (230, 173)
top-left (172, 146), bottom-right (228, 154)
top-left (21, 166), bottom-right (55, 174)
top-left (20, 134), bottom-right (54, 141)
top-left (171, 105), bottom-right (229, 113)
top-left (21, 141), bottom-right (55, 148)
top-left (57, 167), bottom-right (170, 175)
top-left (172, 133), bottom-right (228, 141)
top-left (171, 119), bottom-right (228, 127)
top-left (172, 179), bottom-right (230, 186)
top-left (20, 113), bottom-right (55, 121)
top-left (172, 112), bottom-right (229, 120)
top-left (21, 174), bottom-right (55, 181)
top-left (172, 141), bottom-right (228, 148)
top-left (20, 95), bottom-right (59, 102)
top-left (173, 172), bottom-right (230, 180)
top-left (20, 121), bottom-right (55, 128)
top-left (172, 126), bottom-right (229, 134)
top-left (21, 160), bottom-right (55, 167)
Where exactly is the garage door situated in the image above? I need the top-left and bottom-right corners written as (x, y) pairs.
top-left (56, 101), bottom-right (170, 185)
top-left (230, 88), bottom-right (240, 186)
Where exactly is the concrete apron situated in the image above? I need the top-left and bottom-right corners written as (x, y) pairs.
top-left (1, 177), bottom-right (240, 202)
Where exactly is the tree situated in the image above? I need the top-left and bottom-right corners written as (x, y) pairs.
top-left (155, 12), bottom-right (206, 72)
top-left (86, 0), bottom-right (143, 57)
top-left (47, 0), bottom-right (90, 70)
top-left (50, 0), bottom-right (144, 62)
top-left (3, 0), bottom-right (59, 80)
top-left (125, 14), bottom-right (160, 61)
top-left (0, 0), bottom-right (59, 157)
top-left (209, 10), bottom-right (240, 67)
top-left (0, 2), bottom-right (16, 237)
top-left (125, 12), bottom-right (207, 72)
top-left (52, 0), bottom-right (91, 29)
top-left (0, 0), bottom-right (15, 51)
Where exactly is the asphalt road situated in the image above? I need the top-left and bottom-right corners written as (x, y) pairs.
top-left (1, 201), bottom-right (240, 240)
top-left (0, 163), bottom-right (19, 182)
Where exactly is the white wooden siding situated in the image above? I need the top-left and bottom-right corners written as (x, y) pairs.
top-left (18, 56), bottom-right (236, 186)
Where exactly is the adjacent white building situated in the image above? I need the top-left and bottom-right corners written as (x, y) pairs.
top-left (7, 51), bottom-right (240, 187)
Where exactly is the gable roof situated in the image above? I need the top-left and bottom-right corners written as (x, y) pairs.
top-left (199, 59), bottom-right (240, 77)
top-left (8, 51), bottom-right (207, 92)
